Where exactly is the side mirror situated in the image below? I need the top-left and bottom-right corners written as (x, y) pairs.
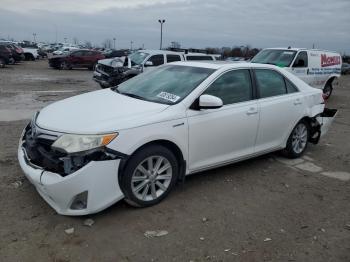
top-left (144, 61), bottom-right (153, 67)
top-left (199, 94), bottom-right (223, 109)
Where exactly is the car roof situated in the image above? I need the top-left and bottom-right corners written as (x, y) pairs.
top-left (169, 61), bottom-right (280, 70)
top-left (137, 49), bottom-right (183, 55)
top-left (263, 47), bottom-right (340, 53)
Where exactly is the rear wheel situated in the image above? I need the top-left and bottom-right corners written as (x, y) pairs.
top-left (59, 61), bottom-right (71, 70)
top-left (0, 58), bottom-right (5, 68)
top-left (323, 82), bottom-right (333, 100)
top-left (283, 120), bottom-right (309, 158)
top-left (121, 145), bottom-right (179, 207)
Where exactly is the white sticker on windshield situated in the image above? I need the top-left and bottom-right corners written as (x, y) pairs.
top-left (157, 92), bottom-right (180, 103)
top-left (283, 51), bottom-right (295, 55)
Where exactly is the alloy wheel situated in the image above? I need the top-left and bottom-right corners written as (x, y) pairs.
top-left (292, 123), bottom-right (308, 154)
top-left (131, 156), bottom-right (173, 201)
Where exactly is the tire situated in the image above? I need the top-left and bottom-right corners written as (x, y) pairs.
top-left (282, 120), bottom-right (309, 158)
top-left (59, 61), bottom-right (71, 70)
top-left (323, 82), bottom-right (333, 100)
top-left (121, 145), bottom-right (179, 207)
top-left (0, 58), bottom-right (5, 68)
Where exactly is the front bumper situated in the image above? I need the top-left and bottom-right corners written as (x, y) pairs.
top-left (18, 146), bottom-right (124, 215)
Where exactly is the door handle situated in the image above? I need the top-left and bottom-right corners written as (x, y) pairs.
top-left (246, 107), bottom-right (258, 115)
top-left (294, 99), bottom-right (302, 105)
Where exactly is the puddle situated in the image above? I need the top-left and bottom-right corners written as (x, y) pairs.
top-left (0, 93), bottom-right (48, 121)
top-left (321, 172), bottom-right (350, 181)
top-left (294, 162), bottom-right (323, 173)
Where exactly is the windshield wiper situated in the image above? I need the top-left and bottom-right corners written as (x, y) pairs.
top-left (120, 92), bottom-right (147, 101)
top-left (111, 85), bottom-right (119, 92)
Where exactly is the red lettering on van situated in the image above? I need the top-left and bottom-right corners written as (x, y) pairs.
top-left (321, 54), bottom-right (340, 67)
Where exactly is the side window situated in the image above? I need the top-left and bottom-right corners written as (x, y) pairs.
top-left (166, 54), bottom-right (181, 63)
top-left (293, 51), bottom-right (308, 67)
top-left (147, 55), bottom-right (164, 66)
top-left (255, 69), bottom-right (287, 98)
top-left (285, 79), bottom-right (298, 93)
top-left (187, 56), bottom-right (213, 61)
top-left (204, 69), bottom-right (252, 105)
top-left (71, 51), bottom-right (82, 56)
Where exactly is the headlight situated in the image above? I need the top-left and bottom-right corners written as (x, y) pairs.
top-left (52, 133), bottom-right (118, 154)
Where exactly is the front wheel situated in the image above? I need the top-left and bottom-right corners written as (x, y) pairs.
top-left (121, 145), bottom-right (179, 207)
top-left (283, 120), bottom-right (309, 158)
top-left (0, 58), bottom-right (5, 68)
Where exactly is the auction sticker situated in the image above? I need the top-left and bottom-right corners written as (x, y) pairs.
top-left (157, 92), bottom-right (180, 103)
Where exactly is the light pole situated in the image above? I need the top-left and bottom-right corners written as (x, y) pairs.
top-left (158, 19), bottom-right (165, 50)
top-left (113, 37), bottom-right (116, 49)
top-left (130, 40), bottom-right (133, 51)
top-left (33, 33), bottom-right (37, 43)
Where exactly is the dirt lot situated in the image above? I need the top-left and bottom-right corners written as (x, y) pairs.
top-left (0, 60), bottom-right (349, 262)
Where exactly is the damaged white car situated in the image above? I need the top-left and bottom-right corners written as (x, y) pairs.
top-left (18, 62), bottom-right (337, 215)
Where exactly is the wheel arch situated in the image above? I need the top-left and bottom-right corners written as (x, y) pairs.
top-left (118, 139), bottom-right (187, 185)
top-left (323, 75), bottom-right (338, 89)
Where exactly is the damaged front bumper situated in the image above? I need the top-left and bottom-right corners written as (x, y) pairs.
top-left (18, 123), bottom-right (126, 215)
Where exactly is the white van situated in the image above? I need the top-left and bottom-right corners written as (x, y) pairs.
top-left (251, 48), bottom-right (342, 99)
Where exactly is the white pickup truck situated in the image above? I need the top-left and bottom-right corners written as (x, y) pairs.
top-left (93, 50), bottom-right (219, 88)
top-left (251, 48), bottom-right (342, 99)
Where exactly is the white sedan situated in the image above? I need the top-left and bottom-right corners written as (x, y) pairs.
top-left (18, 62), bottom-right (337, 215)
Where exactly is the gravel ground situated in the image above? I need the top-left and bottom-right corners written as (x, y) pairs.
top-left (0, 60), bottom-right (349, 262)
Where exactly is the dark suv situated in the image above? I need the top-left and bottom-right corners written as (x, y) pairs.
top-left (0, 45), bottom-right (12, 68)
top-left (49, 49), bottom-right (105, 70)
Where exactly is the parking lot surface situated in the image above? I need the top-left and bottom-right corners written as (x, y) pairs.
top-left (0, 60), bottom-right (349, 262)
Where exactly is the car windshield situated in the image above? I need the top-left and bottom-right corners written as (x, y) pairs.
top-left (116, 65), bottom-right (215, 105)
top-left (251, 49), bottom-right (297, 67)
top-left (129, 51), bottom-right (149, 66)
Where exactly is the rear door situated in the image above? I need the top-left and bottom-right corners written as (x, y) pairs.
top-left (187, 69), bottom-right (259, 171)
top-left (254, 69), bottom-right (304, 153)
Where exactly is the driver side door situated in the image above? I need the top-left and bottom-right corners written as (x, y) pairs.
top-left (186, 69), bottom-right (259, 171)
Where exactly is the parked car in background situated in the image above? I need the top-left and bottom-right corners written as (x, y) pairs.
top-left (341, 63), bottom-right (350, 75)
top-left (226, 57), bottom-right (246, 62)
top-left (94, 50), bottom-right (185, 88)
top-left (0, 44), bottom-right (12, 68)
top-left (49, 49), bottom-right (104, 70)
top-left (22, 48), bottom-right (39, 60)
top-left (52, 46), bottom-right (80, 56)
top-left (0, 41), bottom-right (24, 63)
top-left (103, 49), bottom-right (130, 58)
top-left (251, 48), bottom-right (342, 99)
top-left (18, 62), bottom-right (337, 215)
top-left (184, 53), bottom-right (219, 61)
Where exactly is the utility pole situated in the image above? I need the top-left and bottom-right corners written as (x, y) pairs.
top-left (33, 33), bottom-right (37, 43)
top-left (158, 19), bottom-right (165, 50)
top-left (130, 40), bottom-right (133, 51)
top-left (113, 37), bottom-right (116, 49)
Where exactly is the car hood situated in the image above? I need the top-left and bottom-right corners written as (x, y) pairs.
top-left (98, 57), bottom-right (126, 67)
top-left (36, 89), bottom-right (170, 134)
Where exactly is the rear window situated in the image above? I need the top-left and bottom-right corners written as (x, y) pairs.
top-left (166, 54), bottom-right (182, 63)
top-left (186, 55), bottom-right (214, 61)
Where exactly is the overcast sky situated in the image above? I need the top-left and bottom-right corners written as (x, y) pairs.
top-left (0, 0), bottom-right (349, 53)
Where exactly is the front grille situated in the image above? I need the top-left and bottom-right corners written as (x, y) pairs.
top-left (22, 123), bottom-right (66, 174)
top-left (21, 122), bottom-right (118, 176)
top-left (97, 64), bottom-right (114, 75)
